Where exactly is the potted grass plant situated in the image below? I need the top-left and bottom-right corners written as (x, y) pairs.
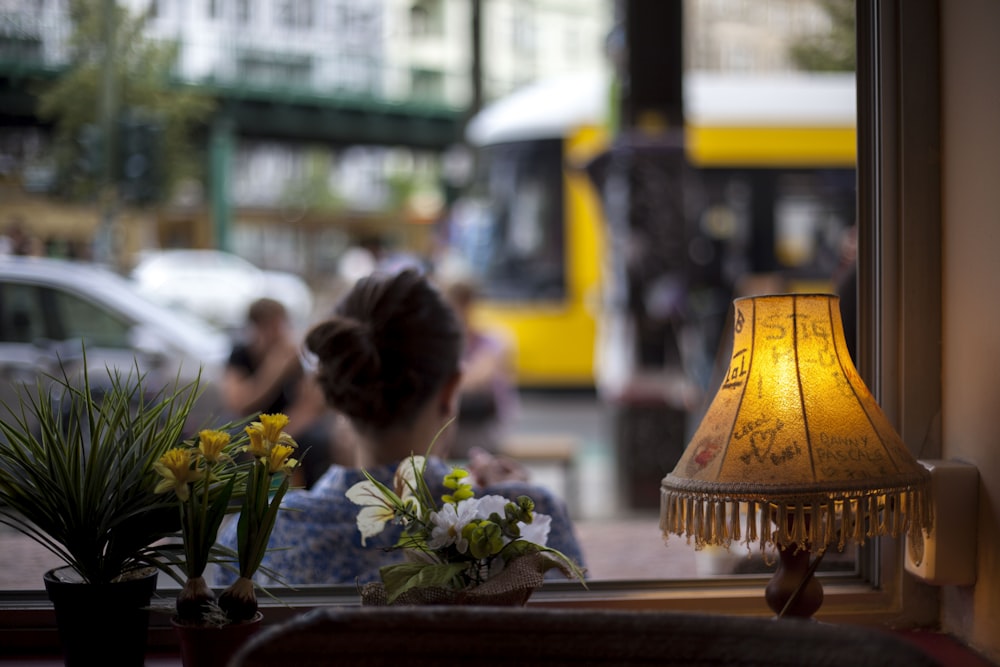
top-left (0, 356), bottom-right (207, 667)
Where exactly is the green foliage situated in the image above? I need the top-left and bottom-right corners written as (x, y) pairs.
top-left (386, 172), bottom-right (417, 211)
top-left (379, 561), bottom-right (469, 599)
top-left (788, 0), bottom-right (856, 72)
top-left (216, 414), bottom-right (301, 622)
top-left (148, 412), bottom-right (299, 624)
top-left (279, 148), bottom-right (344, 215)
top-left (235, 464), bottom-right (291, 579)
top-left (35, 0), bottom-right (215, 203)
top-left (0, 354), bottom-right (204, 584)
top-left (348, 445), bottom-right (586, 605)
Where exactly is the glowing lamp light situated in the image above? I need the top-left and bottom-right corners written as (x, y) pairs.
top-left (660, 293), bottom-right (932, 618)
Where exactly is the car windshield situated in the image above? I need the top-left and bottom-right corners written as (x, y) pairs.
top-left (89, 264), bottom-right (229, 355)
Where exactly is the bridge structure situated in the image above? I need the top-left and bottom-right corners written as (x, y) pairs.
top-left (0, 26), bottom-right (468, 254)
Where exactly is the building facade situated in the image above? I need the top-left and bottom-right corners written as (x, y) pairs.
top-left (0, 0), bottom-right (843, 276)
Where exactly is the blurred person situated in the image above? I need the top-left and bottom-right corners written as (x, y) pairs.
top-left (2, 217), bottom-right (43, 257)
top-left (336, 242), bottom-right (378, 286)
top-left (222, 297), bottom-right (339, 488)
top-left (437, 273), bottom-right (518, 460)
top-left (214, 269), bottom-right (583, 586)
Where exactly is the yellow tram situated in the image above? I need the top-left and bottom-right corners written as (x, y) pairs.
top-left (447, 70), bottom-right (857, 389)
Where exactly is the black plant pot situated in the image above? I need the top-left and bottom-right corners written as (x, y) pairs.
top-left (43, 566), bottom-right (158, 667)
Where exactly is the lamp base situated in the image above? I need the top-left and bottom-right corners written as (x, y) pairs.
top-left (765, 544), bottom-right (824, 619)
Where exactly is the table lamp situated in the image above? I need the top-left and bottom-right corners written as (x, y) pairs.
top-left (660, 293), bottom-right (932, 619)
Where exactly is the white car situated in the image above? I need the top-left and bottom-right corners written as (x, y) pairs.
top-left (129, 249), bottom-right (314, 334)
top-left (0, 256), bottom-right (230, 429)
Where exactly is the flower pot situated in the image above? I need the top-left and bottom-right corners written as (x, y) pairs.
top-left (360, 552), bottom-right (551, 607)
top-left (43, 566), bottom-right (158, 667)
top-left (172, 611), bottom-right (264, 667)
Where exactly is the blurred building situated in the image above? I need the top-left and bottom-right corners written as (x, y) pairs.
top-left (130, 0), bottom-right (610, 108)
top-left (0, 0), bottom-right (611, 277)
top-left (686, 0), bottom-right (839, 72)
top-left (0, 0), bottom-right (845, 280)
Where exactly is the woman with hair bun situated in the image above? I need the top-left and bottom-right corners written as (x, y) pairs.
top-left (215, 268), bottom-right (584, 586)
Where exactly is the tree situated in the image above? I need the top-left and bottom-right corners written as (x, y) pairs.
top-left (36, 0), bottom-right (214, 204)
top-left (788, 0), bottom-right (855, 72)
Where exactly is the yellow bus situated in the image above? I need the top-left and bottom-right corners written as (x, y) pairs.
top-left (446, 71), bottom-right (857, 390)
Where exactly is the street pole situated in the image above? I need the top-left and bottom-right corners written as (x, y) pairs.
top-left (470, 0), bottom-right (483, 118)
top-left (94, 0), bottom-right (119, 267)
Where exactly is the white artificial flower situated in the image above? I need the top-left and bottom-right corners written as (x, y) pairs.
top-left (472, 495), bottom-right (549, 547)
top-left (473, 495), bottom-right (509, 521)
top-left (346, 479), bottom-right (396, 545)
top-left (518, 512), bottom-right (551, 547)
top-left (394, 455), bottom-right (426, 506)
top-left (427, 497), bottom-right (480, 553)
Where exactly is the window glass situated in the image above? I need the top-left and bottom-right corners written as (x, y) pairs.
top-left (449, 139), bottom-right (566, 302)
top-left (410, 0), bottom-right (444, 38)
top-left (236, 0), bottom-right (252, 24)
top-left (277, 0), bottom-right (314, 29)
top-left (0, 283), bottom-right (46, 343)
top-left (443, 1), bottom-right (859, 585)
top-left (0, 0), bottom-right (891, 611)
top-left (411, 68), bottom-right (445, 103)
top-left (48, 288), bottom-right (131, 348)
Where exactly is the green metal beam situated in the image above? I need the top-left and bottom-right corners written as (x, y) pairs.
top-left (0, 77), bottom-right (464, 150)
top-left (213, 95), bottom-right (463, 149)
top-left (209, 116), bottom-right (234, 252)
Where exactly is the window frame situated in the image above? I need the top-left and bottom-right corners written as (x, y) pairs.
top-left (0, 0), bottom-right (943, 653)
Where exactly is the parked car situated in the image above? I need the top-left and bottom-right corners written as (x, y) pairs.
top-left (0, 256), bottom-right (230, 430)
top-left (129, 249), bottom-right (315, 334)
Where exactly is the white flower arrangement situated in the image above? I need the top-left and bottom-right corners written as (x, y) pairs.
top-left (347, 454), bottom-right (585, 604)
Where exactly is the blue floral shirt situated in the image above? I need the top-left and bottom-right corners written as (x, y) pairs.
top-left (213, 457), bottom-right (586, 587)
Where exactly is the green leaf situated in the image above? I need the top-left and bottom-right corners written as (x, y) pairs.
top-left (380, 561), bottom-right (469, 604)
top-left (499, 540), bottom-right (542, 561)
top-left (411, 419), bottom-right (455, 508)
top-left (499, 541), bottom-right (588, 587)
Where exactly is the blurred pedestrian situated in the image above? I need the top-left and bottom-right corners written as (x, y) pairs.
top-left (222, 297), bottom-right (339, 488)
top-left (2, 217), bottom-right (43, 257)
top-left (437, 273), bottom-right (518, 460)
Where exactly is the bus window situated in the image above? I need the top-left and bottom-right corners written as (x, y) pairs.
top-left (449, 139), bottom-right (566, 302)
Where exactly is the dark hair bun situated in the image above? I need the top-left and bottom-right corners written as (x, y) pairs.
top-left (305, 269), bottom-right (463, 431)
top-left (305, 317), bottom-right (384, 423)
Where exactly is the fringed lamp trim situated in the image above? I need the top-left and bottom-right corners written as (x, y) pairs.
top-left (659, 481), bottom-right (933, 560)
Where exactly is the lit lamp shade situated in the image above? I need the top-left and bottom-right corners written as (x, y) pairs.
top-left (660, 293), bottom-right (932, 557)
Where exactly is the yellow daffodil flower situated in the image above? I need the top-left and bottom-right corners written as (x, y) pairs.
top-left (197, 429), bottom-right (231, 465)
top-left (258, 413), bottom-right (297, 447)
top-left (244, 423), bottom-right (269, 458)
top-left (265, 444), bottom-right (298, 475)
top-left (245, 415), bottom-right (298, 458)
top-left (153, 448), bottom-right (204, 502)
